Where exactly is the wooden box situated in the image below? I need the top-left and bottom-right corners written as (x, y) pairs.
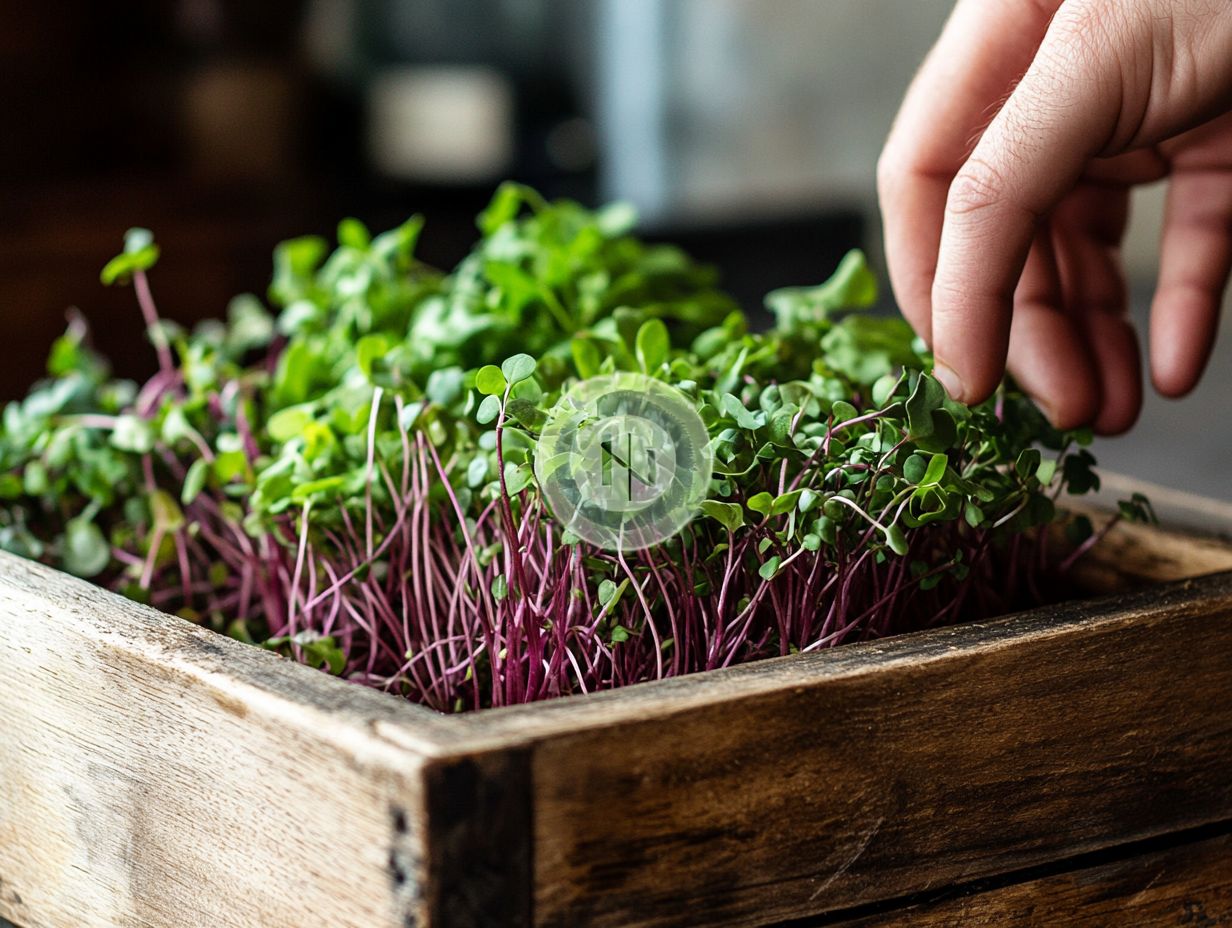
top-left (2, 478), bottom-right (1231, 928)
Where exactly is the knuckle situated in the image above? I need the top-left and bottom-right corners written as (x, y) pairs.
top-left (945, 158), bottom-right (1011, 218)
top-left (1045, 0), bottom-right (1122, 74)
top-left (929, 279), bottom-right (966, 325)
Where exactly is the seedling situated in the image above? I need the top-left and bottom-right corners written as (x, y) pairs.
top-left (0, 184), bottom-right (1148, 711)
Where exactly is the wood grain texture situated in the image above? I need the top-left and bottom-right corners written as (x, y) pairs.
top-left (467, 573), bottom-right (1232, 927)
top-left (423, 750), bottom-right (533, 928)
top-left (0, 552), bottom-right (447, 928)
top-left (1065, 515), bottom-right (1232, 595)
top-left (828, 830), bottom-right (1232, 927)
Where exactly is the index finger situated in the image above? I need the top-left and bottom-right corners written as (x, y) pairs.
top-left (878, 0), bottom-right (1060, 338)
top-left (930, 7), bottom-right (1122, 403)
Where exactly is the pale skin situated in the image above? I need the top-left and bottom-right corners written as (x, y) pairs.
top-left (878, 0), bottom-right (1232, 434)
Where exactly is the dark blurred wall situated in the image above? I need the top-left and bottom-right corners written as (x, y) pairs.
top-left (0, 1), bottom-right (499, 397)
top-left (0, 2), bottom-right (306, 395)
top-left (0, 0), bottom-right (863, 400)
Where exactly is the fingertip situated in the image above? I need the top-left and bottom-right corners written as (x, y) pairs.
top-left (1005, 228), bottom-right (1101, 430)
top-left (932, 355), bottom-right (1006, 406)
top-left (1150, 169), bottom-right (1232, 400)
top-left (1039, 389), bottom-right (1101, 432)
top-left (1004, 321), bottom-right (1101, 431)
top-left (1086, 313), bottom-right (1143, 436)
top-left (1151, 364), bottom-right (1200, 400)
top-left (929, 190), bottom-right (1025, 407)
top-left (1092, 399), bottom-right (1141, 436)
top-left (1149, 287), bottom-right (1219, 399)
top-left (931, 265), bottom-right (1014, 406)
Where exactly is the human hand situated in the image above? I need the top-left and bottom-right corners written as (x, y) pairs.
top-left (878, 0), bottom-right (1232, 433)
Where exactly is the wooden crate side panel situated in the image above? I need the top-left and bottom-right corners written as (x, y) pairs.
top-left (526, 575), bottom-right (1232, 928)
top-left (0, 554), bottom-right (435, 928)
top-left (829, 830), bottom-right (1232, 927)
top-left (423, 750), bottom-right (533, 928)
top-left (1065, 515), bottom-right (1232, 594)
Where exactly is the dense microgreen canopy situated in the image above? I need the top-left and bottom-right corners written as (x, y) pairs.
top-left (0, 183), bottom-right (1150, 711)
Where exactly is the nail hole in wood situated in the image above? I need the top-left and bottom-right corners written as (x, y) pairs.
top-left (389, 849), bottom-right (408, 887)
top-left (392, 806), bottom-right (409, 835)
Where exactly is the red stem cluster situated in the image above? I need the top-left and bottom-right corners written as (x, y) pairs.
top-left (125, 415), bottom-right (1055, 713)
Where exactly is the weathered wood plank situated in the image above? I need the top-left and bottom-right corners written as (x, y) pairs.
top-left (827, 829), bottom-right (1232, 927)
top-left (461, 572), bottom-right (1232, 927)
top-left (423, 750), bottom-right (533, 928)
top-left (0, 552), bottom-right (444, 928)
top-left (1065, 514), bottom-right (1232, 594)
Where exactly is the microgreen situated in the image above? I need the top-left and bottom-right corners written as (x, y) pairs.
top-left (0, 182), bottom-right (1149, 711)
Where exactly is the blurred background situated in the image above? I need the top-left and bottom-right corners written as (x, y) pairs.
top-left (0, 0), bottom-right (1226, 497)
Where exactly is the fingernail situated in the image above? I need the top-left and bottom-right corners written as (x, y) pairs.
top-left (932, 361), bottom-right (965, 402)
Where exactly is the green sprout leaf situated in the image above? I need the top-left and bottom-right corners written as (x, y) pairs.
top-left (476, 365), bottom-right (507, 396)
top-left (337, 217), bottom-right (371, 250)
top-left (268, 406), bottom-right (314, 443)
top-left (765, 249), bottom-right (877, 329)
top-left (1015, 448), bottom-right (1041, 481)
top-left (491, 574), bottom-right (509, 602)
top-left (62, 518), bottom-right (110, 578)
top-left (920, 453), bottom-right (948, 487)
top-left (150, 489), bottom-right (185, 532)
top-left (635, 318), bottom-right (670, 372)
top-left (501, 353), bottom-right (537, 386)
top-left (110, 415), bottom-right (155, 454)
top-left (700, 500), bottom-right (744, 533)
top-left (100, 228), bottom-right (160, 285)
top-left (181, 458), bottom-right (209, 505)
top-left (572, 337), bottom-right (602, 378)
top-left (266, 631), bottom-right (347, 676)
top-left (476, 394), bottom-right (502, 425)
top-left (355, 334), bottom-right (389, 379)
top-left (884, 523), bottom-right (909, 556)
top-left (747, 492), bottom-right (774, 517)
